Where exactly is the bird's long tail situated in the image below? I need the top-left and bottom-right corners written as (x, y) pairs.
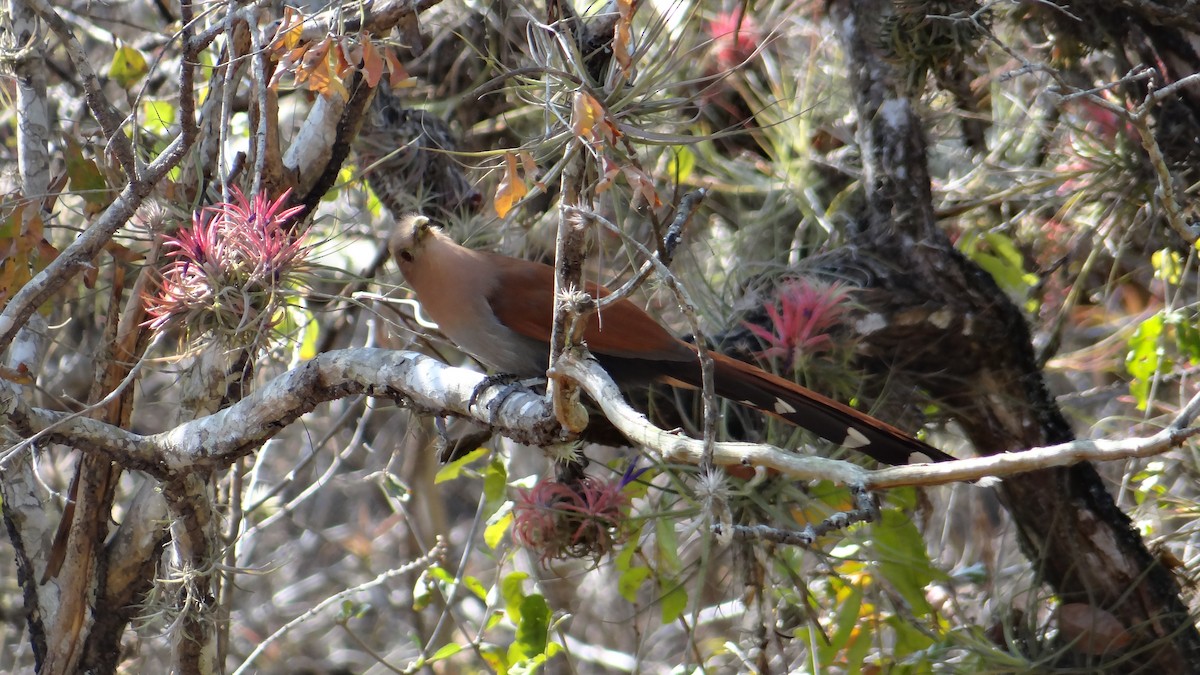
top-left (660, 351), bottom-right (954, 466)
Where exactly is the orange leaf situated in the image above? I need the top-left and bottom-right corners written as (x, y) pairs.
top-left (360, 33), bottom-right (384, 88)
top-left (309, 51), bottom-right (349, 100)
top-left (614, 0), bottom-right (635, 73)
top-left (0, 363), bottom-right (34, 385)
top-left (383, 47), bottom-right (415, 88)
top-left (294, 38), bottom-right (330, 87)
top-left (517, 151), bottom-right (545, 191)
top-left (493, 152), bottom-right (528, 218)
top-left (333, 37), bottom-right (356, 78)
top-left (270, 7), bottom-right (304, 53)
top-left (571, 91), bottom-right (604, 142)
top-left (595, 157), bottom-right (620, 195)
top-left (623, 166), bottom-right (661, 208)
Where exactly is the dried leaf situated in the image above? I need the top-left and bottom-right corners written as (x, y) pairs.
top-left (623, 166), bottom-right (661, 208)
top-left (333, 37), bottom-right (355, 78)
top-left (296, 39), bottom-right (349, 100)
top-left (595, 157), bottom-right (620, 194)
top-left (571, 91), bottom-right (604, 142)
top-left (360, 33), bottom-right (384, 88)
top-left (383, 47), bottom-right (415, 88)
top-left (270, 7), bottom-right (305, 52)
top-left (614, 0), bottom-right (636, 73)
top-left (294, 38), bottom-right (331, 87)
top-left (0, 363), bottom-right (34, 385)
top-left (494, 153), bottom-right (528, 218)
top-left (517, 151), bottom-right (545, 190)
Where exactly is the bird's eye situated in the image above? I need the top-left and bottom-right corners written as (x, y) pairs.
top-left (399, 250), bottom-right (414, 263)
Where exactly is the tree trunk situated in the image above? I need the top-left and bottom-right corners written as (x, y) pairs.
top-left (829, 0), bottom-right (1200, 669)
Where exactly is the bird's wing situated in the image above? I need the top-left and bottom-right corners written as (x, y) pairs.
top-left (483, 254), bottom-right (693, 362)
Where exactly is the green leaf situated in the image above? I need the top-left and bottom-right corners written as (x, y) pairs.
top-left (659, 580), bottom-right (687, 624)
top-left (110, 43), bottom-right (148, 89)
top-left (480, 643), bottom-right (509, 674)
top-left (142, 100), bottom-right (176, 134)
top-left (336, 599), bottom-right (370, 621)
top-left (618, 565), bottom-right (651, 602)
top-left (872, 510), bottom-right (938, 617)
top-left (378, 471), bottom-right (410, 504)
top-left (509, 653), bottom-right (550, 675)
top-left (429, 642), bottom-right (463, 662)
top-left (508, 594), bottom-right (550, 663)
top-left (887, 614), bottom-right (936, 657)
top-left (1126, 313), bottom-right (1168, 411)
top-left (413, 570), bottom-right (435, 610)
top-left (483, 456), bottom-right (508, 509)
top-left (485, 505), bottom-right (513, 549)
top-left (427, 565), bottom-right (455, 584)
top-left (435, 447), bottom-right (490, 484)
top-left (655, 517), bottom-right (681, 575)
top-left (1167, 310), bottom-right (1200, 364)
top-left (485, 609), bottom-right (506, 631)
top-left (667, 147), bottom-right (695, 183)
top-left (63, 139), bottom-right (111, 209)
top-left (463, 575), bottom-right (488, 601)
top-left (959, 231), bottom-right (1036, 298)
top-left (501, 572), bottom-right (529, 624)
top-left (614, 540), bottom-right (635, 570)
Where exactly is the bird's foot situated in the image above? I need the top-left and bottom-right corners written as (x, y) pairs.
top-left (469, 373), bottom-right (544, 418)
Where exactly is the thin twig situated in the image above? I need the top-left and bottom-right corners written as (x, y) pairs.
top-left (571, 208), bottom-right (721, 472)
top-left (232, 538), bottom-right (445, 675)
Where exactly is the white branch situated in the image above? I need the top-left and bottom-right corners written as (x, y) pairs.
top-left (2, 349), bottom-right (1193, 491)
top-left (552, 352), bottom-right (1200, 488)
top-left (0, 349), bottom-right (558, 478)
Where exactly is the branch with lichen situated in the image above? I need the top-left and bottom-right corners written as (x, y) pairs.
top-left (5, 347), bottom-right (1195, 499)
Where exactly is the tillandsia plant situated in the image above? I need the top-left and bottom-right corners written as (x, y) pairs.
top-left (144, 188), bottom-right (312, 351)
top-left (512, 462), bottom-right (648, 564)
top-left (743, 278), bottom-right (853, 370)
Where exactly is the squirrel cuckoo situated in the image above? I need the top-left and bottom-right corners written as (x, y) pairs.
top-left (389, 215), bottom-right (955, 465)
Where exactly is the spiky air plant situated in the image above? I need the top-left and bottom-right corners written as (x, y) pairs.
top-left (878, 0), bottom-right (991, 149)
top-left (354, 85), bottom-right (481, 219)
top-left (144, 188), bottom-right (312, 353)
top-left (512, 463), bottom-right (646, 564)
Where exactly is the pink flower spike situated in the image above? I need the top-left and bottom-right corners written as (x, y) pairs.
top-left (742, 279), bottom-right (850, 366)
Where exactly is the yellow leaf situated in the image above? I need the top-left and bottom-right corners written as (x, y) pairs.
top-left (110, 43), bottom-right (148, 89)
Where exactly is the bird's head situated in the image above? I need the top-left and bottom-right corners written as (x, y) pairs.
top-left (389, 214), bottom-right (434, 269)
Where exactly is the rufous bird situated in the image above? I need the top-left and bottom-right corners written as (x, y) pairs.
top-left (390, 215), bottom-right (955, 465)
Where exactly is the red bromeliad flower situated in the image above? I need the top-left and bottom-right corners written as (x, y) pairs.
top-left (743, 279), bottom-right (851, 365)
top-left (145, 188), bottom-right (310, 347)
top-left (707, 9), bottom-right (760, 72)
top-left (512, 474), bottom-right (633, 564)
